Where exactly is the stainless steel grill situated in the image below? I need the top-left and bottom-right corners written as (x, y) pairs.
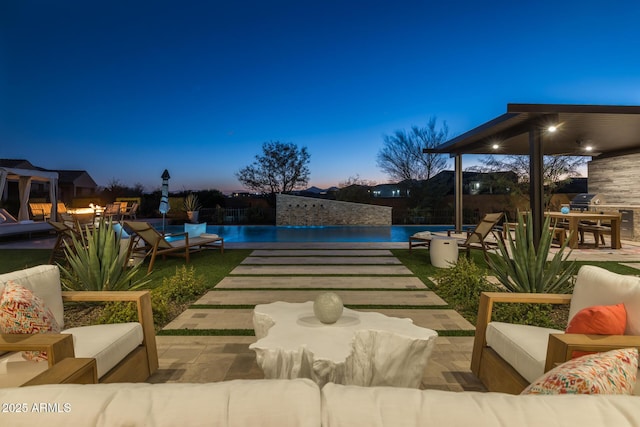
top-left (569, 193), bottom-right (605, 211)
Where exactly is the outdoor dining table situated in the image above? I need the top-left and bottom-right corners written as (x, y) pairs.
top-left (545, 211), bottom-right (622, 249)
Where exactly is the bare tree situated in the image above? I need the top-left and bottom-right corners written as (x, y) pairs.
top-left (376, 116), bottom-right (450, 182)
top-left (412, 117), bottom-right (450, 180)
top-left (473, 155), bottom-right (586, 188)
top-left (236, 141), bottom-right (311, 194)
top-left (338, 174), bottom-right (378, 188)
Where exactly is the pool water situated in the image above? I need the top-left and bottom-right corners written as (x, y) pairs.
top-left (160, 225), bottom-right (461, 243)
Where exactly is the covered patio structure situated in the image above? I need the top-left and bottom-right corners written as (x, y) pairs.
top-left (0, 166), bottom-right (59, 222)
top-left (426, 104), bottom-right (640, 246)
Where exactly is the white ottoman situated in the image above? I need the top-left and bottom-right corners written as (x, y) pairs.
top-left (429, 236), bottom-right (459, 268)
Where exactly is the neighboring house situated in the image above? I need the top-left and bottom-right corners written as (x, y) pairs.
top-left (425, 171), bottom-right (518, 196)
top-left (371, 182), bottom-right (413, 198)
top-left (56, 170), bottom-right (98, 204)
top-left (369, 172), bottom-right (518, 198)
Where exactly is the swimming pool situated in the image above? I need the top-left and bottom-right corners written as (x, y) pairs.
top-left (161, 225), bottom-right (461, 243)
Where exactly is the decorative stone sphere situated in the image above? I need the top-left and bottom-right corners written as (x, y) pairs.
top-left (561, 206), bottom-right (570, 214)
top-left (313, 292), bottom-right (344, 324)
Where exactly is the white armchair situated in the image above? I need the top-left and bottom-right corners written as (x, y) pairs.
top-left (0, 265), bottom-right (157, 387)
top-left (471, 265), bottom-right (640, 394)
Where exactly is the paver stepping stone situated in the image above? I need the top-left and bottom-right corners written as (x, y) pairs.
top-left (194, 290), bottom-right (446, 306)
top-left (230, 265), bottom-right (413, 275)
top-left (361, 308), bottom-right (475, 331)
top-left (241, 256), bottom-right (401, 265)
top-left (163, 308), bottom-right (255, 330)
top-left (250, 250), bottom-right (393, 256)
top-left (215, 276), bottom-right (427, 289)
top-left (164, 308), bottom-right (472, 331)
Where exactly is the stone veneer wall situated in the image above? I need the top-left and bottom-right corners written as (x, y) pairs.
top-left (276, 194), bottom-right (392, 226)
top-left (588, 152), bottom-right (640, 241)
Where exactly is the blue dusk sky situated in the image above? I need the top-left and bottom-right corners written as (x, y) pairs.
top-left (2, 0), bottom-right (639, 193)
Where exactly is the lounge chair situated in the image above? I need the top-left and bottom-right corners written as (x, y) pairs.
top-left (102, 203), bottom-right (122, 222)
top-left (47, 221), bottom-right (85, 264)
top-left (409, 212), bottom-right (504, 260)
top-left (123, 221), bottom-right (224, 273)
top-left (121, 202), bottom-right (139, 220)
top-left (0, 208), bottom-right (53, 238)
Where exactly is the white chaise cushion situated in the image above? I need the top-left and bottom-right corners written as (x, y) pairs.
top-left (486, 321), bottom-right (564, 383)
top-left (569, 265), bottom-right (640, 335)
top-left (62, 322), bottom-right (143, 378)
top-left (0, 265), bottom-right (64, 328)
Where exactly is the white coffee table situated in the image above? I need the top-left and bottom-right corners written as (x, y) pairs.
top-left (249, 301), bottom-right (438, 388)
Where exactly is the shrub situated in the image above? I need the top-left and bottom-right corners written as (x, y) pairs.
top-left (160, 265), bottom-right (206, 304)
top-left (492, 302), bottom-right (565, 330)
top-left (98, 265), bottom-right (205, 328)
top-left (432, 257), bottom-right (495, 320)
top-left (432, 256), bottom-right (563, 328)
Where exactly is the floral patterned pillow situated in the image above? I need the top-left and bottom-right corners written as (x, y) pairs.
top-left (521, 348), bottom-right (638, 395)
top-left (0, 281), bottom-right (61, 361)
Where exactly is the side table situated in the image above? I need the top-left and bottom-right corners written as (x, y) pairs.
top-left (429, 236), bottom-right (459, 268)
top-left (23, 358), bottom-right (98, 386)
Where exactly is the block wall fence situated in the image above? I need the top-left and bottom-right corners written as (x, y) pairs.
top-left (276, 194), bottom-right (392, 226)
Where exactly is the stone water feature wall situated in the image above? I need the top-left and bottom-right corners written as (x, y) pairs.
top-left (276, 194), bottom-right (392, 226)
top-left (588, 152), bottom-right (640, 241)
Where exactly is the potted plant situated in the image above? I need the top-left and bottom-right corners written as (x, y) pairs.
top-left (184, 193), bottom-right (202, 223)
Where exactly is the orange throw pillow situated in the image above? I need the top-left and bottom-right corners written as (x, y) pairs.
top-left (565, 303), bottom-right (627, 358)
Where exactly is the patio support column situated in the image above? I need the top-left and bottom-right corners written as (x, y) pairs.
top-left (529, 126), bottom-right (544, 248)
top-left (454, 154), bottom-right (463, 232)
top-left (18, 176), bottom-right (33, 222)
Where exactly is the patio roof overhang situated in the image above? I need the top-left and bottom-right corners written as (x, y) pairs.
top-left (425, 103), bottom-right (640, 246)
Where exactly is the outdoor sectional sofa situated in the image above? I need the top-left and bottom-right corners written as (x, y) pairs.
top-left (1, 378), bottom-right (640, 426)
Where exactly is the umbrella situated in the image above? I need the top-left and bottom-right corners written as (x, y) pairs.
top-left (159, 169), bottom-right (170, 234)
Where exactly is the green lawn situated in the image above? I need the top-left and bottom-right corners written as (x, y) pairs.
top-left (0, 248), bottom-right (252, 290)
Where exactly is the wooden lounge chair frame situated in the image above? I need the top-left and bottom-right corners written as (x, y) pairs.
top-left (409, 212), bottom-right (504, 260)
top-left (470, 291), bottom-right (640, 394)
top-left (47, 220), bottom-right (85, 264)
top-left (124, 221), bottom-right (224, 273)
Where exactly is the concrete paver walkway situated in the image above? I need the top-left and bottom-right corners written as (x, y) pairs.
top-left (152, 248), bottom-right (483, 391)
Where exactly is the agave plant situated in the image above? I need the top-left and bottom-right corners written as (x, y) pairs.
top-left (183, 193), bottom-right (201, 212)
top-left (487, 211), bottom-right (576, 294)
top-left (59, 218), bottom-right (150, 291)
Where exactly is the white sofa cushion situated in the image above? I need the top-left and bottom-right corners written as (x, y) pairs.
top-left (569, 265), bottom-right (640, 335)
top-left (0, 265), bottom-right (64, 328)
top-left (62, 322), bottom-right (143, 378)
top-left (321, 383), bottom-right (640, 427)
top-left (486, 321), bottom-right (564, 384)
top-left (0, 379), bottom-right (320, 427)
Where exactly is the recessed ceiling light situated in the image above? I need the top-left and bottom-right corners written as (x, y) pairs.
top-left (548, 125), bottom-right (557, 133)
top-left (585, 145), bottom-right (593, 152)
top-left (492, 144), bottom-right (499, 150)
